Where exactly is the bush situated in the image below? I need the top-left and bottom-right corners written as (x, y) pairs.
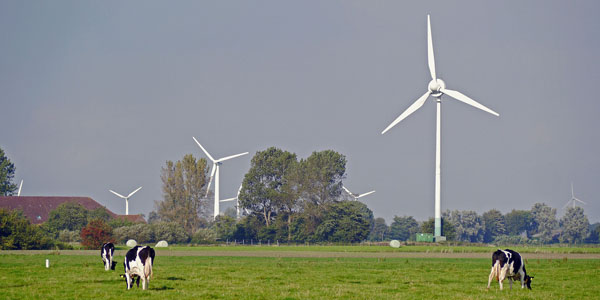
top-left (108, 218), bottom-right (136, 229)
top-left (58, 230), bottom-right (81, 243)
top-left (80, 219), bottom-right (114, 250)
top-left (113, 223), bottom-right (154, 244)
top-left (0, 209), bottom-right (54, 249)
top-left (153, 222), bottom-right (189, 244)
top-left (191, 228), bottom-right (217, 244)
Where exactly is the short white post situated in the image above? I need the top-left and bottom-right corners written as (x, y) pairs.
top-left (46, 259), bottom-right (49, 268)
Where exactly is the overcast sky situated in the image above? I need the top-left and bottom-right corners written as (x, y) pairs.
top-left (1, 1), bottom-right (599, 224)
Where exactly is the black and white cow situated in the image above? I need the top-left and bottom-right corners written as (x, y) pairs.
top-left (487, 249), bottom-right (533, 290)
top-left (101, 242), bottom-right (115, 271)
top-left (122, 245), bottom-right (155, 290)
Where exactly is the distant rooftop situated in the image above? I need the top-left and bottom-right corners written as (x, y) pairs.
top-left (0, 196), bottom-right (145, 224)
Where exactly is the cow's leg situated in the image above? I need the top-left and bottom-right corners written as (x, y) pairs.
top-left (498, 267), bottom-right (508, 290)
top-left (142, 276), bottom-right (147, 290)
top-left (487, 267), bottom-right (496, 289)
top-left (509, 278), bottom-right (513, 290)
top-left (136, 275), bottom-right (140, 288)
top-left (519, 270), bottom-right (525, 288)
top-left (125, 273), bottom-right (132, 290)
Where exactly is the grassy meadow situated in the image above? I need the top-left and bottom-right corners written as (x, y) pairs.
top-left (1, 249), bottom-right (599, 299)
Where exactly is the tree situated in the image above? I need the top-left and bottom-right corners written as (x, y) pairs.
top-left (369, 217), bottom-right (389, 241)
top-left (389, 216), bottom-right (420, 241)
top-left (0, 147), bottom-right (17, 196)
top-left (213, 215), bottom-right (237, 241)
top-left (156, 154), bottom-right (210, 234)
top-left (239, 147), bottom-right (297, 227)
top-left (420, 218), bottom-right (456, 241)
top-left (504, 209), bottom-right (534, 236)
top-left (443, 210), bottom-right (484, 242)
top-left (45, 202), bottom-right (90, 234)
top-left (0, 208), bottom-right (54, 249)
top-left (80, 219), bottom-right (114, 250)
top-left (559, 206), bottom-right (589, 244)
top-left (313, 201), bottom-right (373, 243)
top-left (530, 203), bottom-right (558, 243)
top-left (88, 207), bottom-right (111, 223)
top-left (482, 209), bottom-right (506, 243)
top-left (152, 221), bottom-right (190, 244)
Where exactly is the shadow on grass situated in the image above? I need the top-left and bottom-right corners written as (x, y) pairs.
top-left (151, 285), bottom-right (174, 291)
top-left (166, 276), bottom-right (185, 281)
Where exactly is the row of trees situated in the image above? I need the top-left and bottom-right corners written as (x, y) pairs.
top-left (372, 204), bottom-right (597, 244)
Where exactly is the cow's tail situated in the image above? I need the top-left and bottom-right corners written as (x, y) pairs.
top-left (144, 256), bottom-right (153, 280)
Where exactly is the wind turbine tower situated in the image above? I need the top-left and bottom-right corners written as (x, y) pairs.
top-left (193, 137), bottom-right (248, 219)
top-left (109, 186), bottom-right (142, 215)
top-left (381, 15), bottom-right (499, 241)
top-left (221, 184), bottom-right (243, 219)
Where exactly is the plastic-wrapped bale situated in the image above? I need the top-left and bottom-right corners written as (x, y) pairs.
top-left (126, 239), bottom-right (137, 248)
top-left (155, 240), bottom-right (168, 248)
top-left (389, 240), bottom-right (401, 248)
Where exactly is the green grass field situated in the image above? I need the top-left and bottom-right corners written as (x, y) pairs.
top-left (1, 250), bottom-right (598, 299)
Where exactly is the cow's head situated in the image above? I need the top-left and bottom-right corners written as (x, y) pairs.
top-left (111, 261), bottom-right (117, 270)
top-left (524, 275), bottom-right (533, 290)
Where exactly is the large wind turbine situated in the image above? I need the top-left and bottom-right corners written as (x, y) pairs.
top-left (109, 186), bottom-right (142, 215)
top-left (342, 186), bottom-right (375, 201)
top-left (381, 15), bottom-right (499, 240)
top-left (193, 137), bottom-right (248, 219)
top-left (221, 184), bottom-right (243, 219)
top-left (563, 182), bottom-right (586, 209)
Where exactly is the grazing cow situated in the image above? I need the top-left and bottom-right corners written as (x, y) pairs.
top-left (101, 243), bottom-right (115, 271)
top-left (487, 249), bottom-right (533, 290)
top-left (122, 245), bottom-right (155, 290)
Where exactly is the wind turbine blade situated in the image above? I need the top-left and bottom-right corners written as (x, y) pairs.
top-left (427, 14), bottom-right (436, 80)
top-left (192, 137), bottom-right (215, 162)
top-left (381, 91), bottom-right (430, 134)
top-left (237, 184), bottom-right (242, 196)
top-left (220, 198), bottom-right (236, 202)
top-left (574, 198), bottom-right (586, 205)
top-left (357, 190), bottom-right (376, 198)
top-left (109, 190), bottom-right (126, 199)
top-left (342, 186), bottom-right (353, 196)
top-left (127, 186), bottom-right (143, 198)
top-left (205, 164), bottom-right (216, 197)
top-left (440, 88), bottom-right (500, 117)
top-left (571, 182), bottom-right (575, 198)
top-left (18, 180), bottom-right (23, 196)
top-left (562, 201), bottom-right (571, 209)
top-left (216, 152), bottom-right (249, 163)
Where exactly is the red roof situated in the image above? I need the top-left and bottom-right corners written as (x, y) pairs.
top-left (0, 196), bottom-right (145, 224)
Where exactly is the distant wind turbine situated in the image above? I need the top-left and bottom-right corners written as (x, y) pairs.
top-left (193, 137), bottom-right (248, 219)
top-left (563, 182), bottom-right (586, 209)
top-left (109, 186), bottom-right (142, 215)
top-left (342, 186), bottom-right (375, 201)
top-left (221, 184), bottom-right (243, 219)
top-left (17, 180), bottom-right (23, 196)
top-left (381, 15), bottom-right (499, 240)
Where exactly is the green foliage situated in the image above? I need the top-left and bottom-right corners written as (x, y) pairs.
top-left (153, 221), bottom-right (190, 244)
top-left (443, 210), bottom-right (484, 242)
top-left (45, 202), bottom-right (89, 234)
top-left (232, 214), bottom-right (263, 241)
top-left (87, 207), bottom-right (111, 223)
top-left (297, 150), bottom-right (346, 207)
top-left (58, 229), bottom-right (81, 243)
top-left (531, 202), bottom-right (558, 243)
top-left (191, 228), bottom-right (217, 244)
top-left (482, 209), bottom-right (506, 243)
top-left (0, 208), bottom-right (54, 249)
top-left (157, 154), bottom-right (210, 234)
top-left (504, 209), bottom-right (535, 236)
top-left (0, 147), bottom-right (17, 196)
top-left (113, 223), bottom-right (154, 244)
top-left (420, 218), bottom-right (456, 241)
top-left (213, 215), bottom-right (237, 241)
top-left (313, 201), bottom-right (373, 243)
top-left (559, 206), bottom-right (589, 244)
top-left (107, 218), bottom-right (135, 229)
top-left (368, 217), bottom-right (388, 241)
top-left (80, 219), bottom-right (114, 250)
top-left (389, 216), bottom-right (420, 241)
top-left (586, 224), bottom-right (599, 243)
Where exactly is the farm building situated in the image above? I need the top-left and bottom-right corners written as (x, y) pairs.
top-left (0, 196), bottom-right (145, 224)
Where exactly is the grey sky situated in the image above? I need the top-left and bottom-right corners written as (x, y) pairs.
top-left (1, 1), bottom-right (598, 224)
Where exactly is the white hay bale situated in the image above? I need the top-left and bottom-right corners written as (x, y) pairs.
top-left (155, 240), bottom-right (168, 248)
top-left (389, 240), bottom-right (401, 248)
top-left (126, 239), bottom-right (137, 248)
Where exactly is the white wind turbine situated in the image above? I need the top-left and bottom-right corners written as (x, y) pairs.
top-left (221, 184), bottom-right (243, 219)
top-left (109, 186), bottom-right (142, 215)
top-left (17, 180), bottom-right (23, 196)
top-left (193, 137), bottom-right (248, 219)
top-left (381, 15), bottom-right (499, 240)
top-left (563, 182), bottom-right (586, 209)
top-left (342, 185), bottom-right (375, 201)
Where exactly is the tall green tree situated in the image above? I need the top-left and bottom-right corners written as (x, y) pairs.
top-left (443, 210), bottom-right (484, 242)
top-left (369, 217), bottom-right (389, 241)
top-left (504, 209), bottom-right (535, 236)
top-left (156, 154), bottom-right (210, 234)
top-left (389, 216), bottom-right (420, 241)
top-left (531, 203), bottom-right (558, 243)
top-left (239, 147), bottom-right (297, 227)
top-left (559, 206), bottom-right (589, 244)
top-left (421, 218), bottom-right (456, 241)
top-left (0, 208), bottom-right (54, 250)
top-left (313, 201), bottom-right (373, 243)
top-left (0, 147), bottom-right (17, 196)
top-left (482, 209), bottom-right (506, 243)
top-left (45, 202), bottom-right (90, 234)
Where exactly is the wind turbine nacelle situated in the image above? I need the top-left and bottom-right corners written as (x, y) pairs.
top-left (428, 78), bottom-right (445, 97)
